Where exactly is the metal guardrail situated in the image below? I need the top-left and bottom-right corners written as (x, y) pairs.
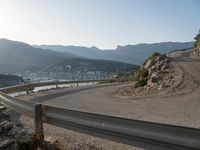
top-left (168, 47), bottom-right (193, 56)
top-left (0, 78), bottom-right (122, 94)
top-left (0, 79), bottom-right (200, 149)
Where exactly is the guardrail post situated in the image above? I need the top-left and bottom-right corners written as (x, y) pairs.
top-left (55, 84), bottom-right (58, 89)
top-left (26, 89), bottom-right (29, 94)
top-left (33, 103), bottom-right (44, 147)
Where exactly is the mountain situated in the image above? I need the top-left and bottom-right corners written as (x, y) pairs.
top-left (0, 39), bottom-right (138, 78)
top-left (35, 42), bottom-right (194, 65)
top-left (45, 58), bottom-right (137, 73)
top-left (0, 39), bottom-right (79, 73)
top-left (0, 38), bottom-right (193, 75)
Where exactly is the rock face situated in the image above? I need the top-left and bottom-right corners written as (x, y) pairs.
top-left (0, 109), bottom-right (35, 150)
top-left (193, 48), bottom-right (200, 56)
top-left (118, 53), bottom-right (177, 96)
top-left (144, 54), bottom-right (175, 90)
top-left (0, 104), bottom-right (62, 150)
top-left (126, 53), bottom-right (176, 95)
top-left (149, 73), bottom-right (161, 83)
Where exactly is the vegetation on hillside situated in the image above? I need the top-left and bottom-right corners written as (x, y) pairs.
top-left (0, 74), bottom-right (24, 88)
top-left (45, 58), bottom-right (138, 73)
top-left (143, 52), bottom-right (160, 66)
top-left (194, 31), bottom-right (200, 48)
top-left (0, 74), bottom-right (23, 80)
top-left (129, 52), bottom-right (160, 87)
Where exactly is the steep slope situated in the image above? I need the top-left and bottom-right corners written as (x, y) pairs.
top-left (0, 39), bottom-right (79, 73)
top-left (36, 42), bottom-right (193, 65)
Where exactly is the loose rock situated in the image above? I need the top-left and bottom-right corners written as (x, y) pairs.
top-left (0, 105), bottom-right (6, 111)
top-left (121, 53), bottom-right (176, 96)
top-left (193, 48), bottom-right (200, 56)
top-left (4, 122), bottom-right (13, 131)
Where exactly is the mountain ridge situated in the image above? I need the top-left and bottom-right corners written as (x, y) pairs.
top-left (0, 38), bottom-right (80, 73)
top-left (35, 41), bottom-right (194, 65)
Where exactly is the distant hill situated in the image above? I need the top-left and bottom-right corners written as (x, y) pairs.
top-left (42, 58), bottom-right (138, 80)
top-left (0, 74), bottom-right (24, 88)
top-left (0, 38), bottom-right (193, 75)
top-left (35, 42), bottom-right (194, 65)
top-left (0, 39), bottom-right (79, 73)
top-left (0, 39), bottom-right (138, 76)
top-left (45, 58), bottom-right (137, 73)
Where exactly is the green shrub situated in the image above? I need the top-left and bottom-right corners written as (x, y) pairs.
top-left (140, 68), bottom-right (148, 78)
top-left (134, 78), bottom-right (148, 88)
top-left (194, 32), bottom-right (200, 48)
top-left (129, 71), bottom-right (140, 81)
top-left (129, 67), bottom-right (148, 81)
top-left (130, 52), bottom-right (160, 87)
top-left (151, 52), bottom-right (160, 58)
top-left (143, 59), bottom-right (148, 66)
top-left (143, 52), bottom-right (160, 66)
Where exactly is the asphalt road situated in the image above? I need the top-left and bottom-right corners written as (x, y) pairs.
top-left (17, 50), bottom-right (200, 150)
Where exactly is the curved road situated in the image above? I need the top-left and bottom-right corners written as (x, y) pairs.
top-left (18, 50), bottom-right (200, 150)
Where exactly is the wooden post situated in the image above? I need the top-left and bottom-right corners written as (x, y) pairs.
top-left (33, 104), bottom-right (44, 146)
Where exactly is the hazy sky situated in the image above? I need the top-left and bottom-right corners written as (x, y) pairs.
top-left (0, 0), bottom-right (199, 49)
